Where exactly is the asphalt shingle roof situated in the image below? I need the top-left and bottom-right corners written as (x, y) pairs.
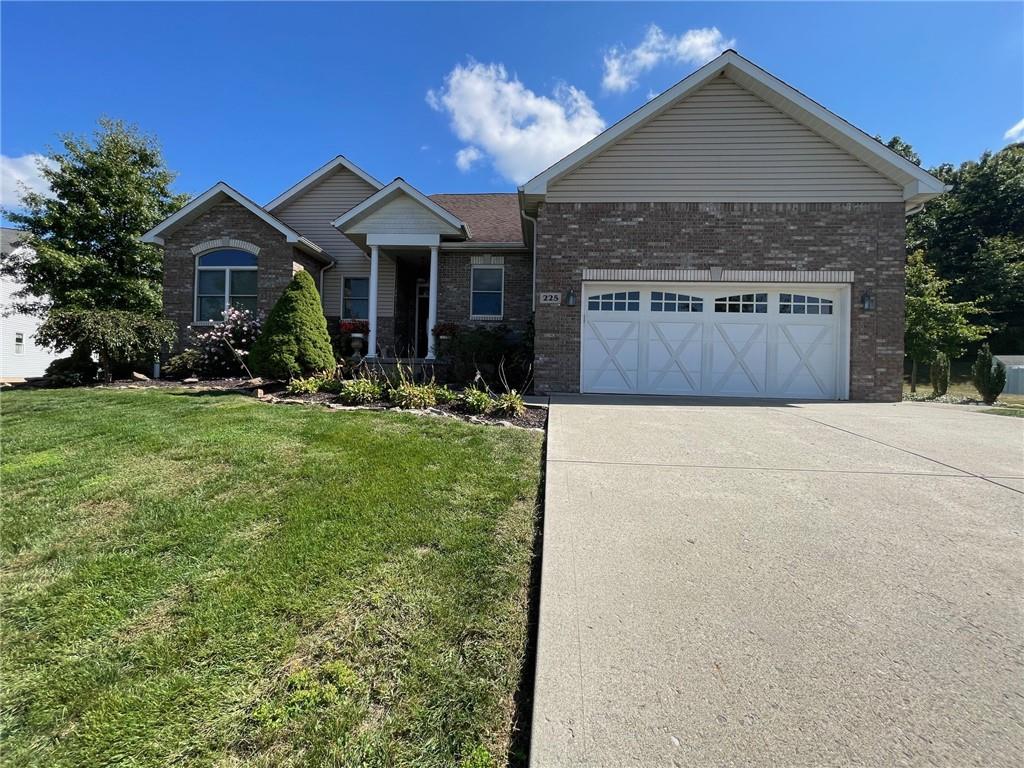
top-left (428, 193), bottom-right (524, 245)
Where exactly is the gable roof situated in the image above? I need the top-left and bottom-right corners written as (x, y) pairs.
top-left (428, 194), bottom-right (524, 245)
top-left (331, 178), bottom-right (469, 237)
top-left (140, 182), bottom-right (327, 260)
top-left (265, 155), bottom-right (383, 212)
top-left (521, 50), bottom-right (947, 212)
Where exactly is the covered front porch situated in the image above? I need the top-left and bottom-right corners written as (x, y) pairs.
top-left (331, 178), bottom-right (470, 361)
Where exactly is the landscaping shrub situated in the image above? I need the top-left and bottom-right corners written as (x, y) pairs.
top-left (430, 383), bottom-right (457, 405)
top-left (444, 324), bottom-right (532, 389)
top-left (285, 375), bottom-right (326, 395)
top-left (163, 349), bottom-right (202, 379)
top-left (249, 270), bottom-right (335, 380)
top-left (491, 390), bottom-right (526, 418)
top-left (456, 387), bottom-right (492, 415)
top-left (336, 377), bottom-right (384, 405)
top-left (389, 382), bottom-right (438, 409)
top-left (190, 306), bottom-right (264, 377)
top-left (930, 352), bottom-right (950, 396)
top-left (43, 351), bottom-right (99, 387)
top-left (973, 343), bottom-right (1007, 404)
top-left (35, 308), bottom-right (175, 382)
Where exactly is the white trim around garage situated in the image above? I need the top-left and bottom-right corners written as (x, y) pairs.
top-left (582, 268), bottom-right (856, 283)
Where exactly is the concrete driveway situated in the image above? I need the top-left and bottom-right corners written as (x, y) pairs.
top-left (531, 398), bottom-right (1023, 767)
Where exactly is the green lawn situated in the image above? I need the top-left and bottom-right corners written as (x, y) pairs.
top-left (903, 377), bottom-right (1024, 407)
top-left (0, 388), bottom-right (544, 767)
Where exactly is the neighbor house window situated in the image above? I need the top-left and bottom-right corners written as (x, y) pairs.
top-left (195, 249), bottom-right (257, 322)
top-left (343, 277), bottom-right (369, 319)
top-left (470, 266), bottom-right (504, 318)
top-left (14, 332), bottom-right (24, 354)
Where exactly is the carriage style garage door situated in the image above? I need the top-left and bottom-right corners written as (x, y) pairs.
top-left (581, 283), bottom-right (849, 399)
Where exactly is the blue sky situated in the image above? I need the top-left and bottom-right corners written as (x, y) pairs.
top-left (2, 1), bottom-right (1022, 211)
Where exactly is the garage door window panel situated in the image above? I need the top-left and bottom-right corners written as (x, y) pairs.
top-left (588, 291), bottom-right (639, 312)
top-left (715, 293), bottom-right (767, 314)
top-left (651, 292), bottom-right (703, 313)
top-left (780, 293), bottom-right (833, 315)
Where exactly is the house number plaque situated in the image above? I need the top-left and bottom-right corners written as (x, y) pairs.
top-left (539, 292), bottom-right (562, 306)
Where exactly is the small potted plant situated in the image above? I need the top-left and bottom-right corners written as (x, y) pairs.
top-left (340, 319), bottom-right (370, 358)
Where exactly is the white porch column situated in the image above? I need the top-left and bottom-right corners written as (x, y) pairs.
top-left (426, 245), bottom-right (439, 359)
top-left (367, 244), bottom-right (379, 358)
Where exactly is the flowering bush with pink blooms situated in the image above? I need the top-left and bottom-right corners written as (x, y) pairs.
top-left (188, 306), bottom-right (264, 376)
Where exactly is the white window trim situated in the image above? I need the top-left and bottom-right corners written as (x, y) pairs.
top-left (193, 255), bottom-right (258, 325)
top-left (14, 332), bottom-right (25, 354)
top-left (470, 264), bottom-right (504, 320)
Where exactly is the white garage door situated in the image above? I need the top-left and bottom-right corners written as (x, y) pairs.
top-left (581, 283), bottom-right (848, 399)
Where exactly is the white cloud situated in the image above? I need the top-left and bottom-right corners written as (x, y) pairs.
top-left (427, 60), bottom-right (606, 184)
top-left (0, 153), bottom-right (54, 208)
top-left (455, 146), bottom-right (483, 172)
top-left (1004, 117), bottom-right (1024, 143)
top-left (602, 25), bottom-right (734, 93)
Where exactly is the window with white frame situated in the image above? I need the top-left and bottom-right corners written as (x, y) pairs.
top-left (471, 266), bottom-right (503, 318)
top-left (342, 277), bottom-right (369, 319)
top-left (195, 250), bottom-right (257, 322)
top-left (14, 332), bottom-right (24, 354)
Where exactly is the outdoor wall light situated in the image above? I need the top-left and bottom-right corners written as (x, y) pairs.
top-left (565, 288), bottom-right (577, 307)
top-left (861, 291), bottom-right (876, 311)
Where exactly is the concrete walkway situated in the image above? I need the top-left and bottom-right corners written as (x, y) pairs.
top-left (531, 398), bottom-right (1023, 767)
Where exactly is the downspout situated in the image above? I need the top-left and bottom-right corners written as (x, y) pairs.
top-left (518, 189), bottom-right (538, 311)
top-left (319, 260), bottom-right (335, 313)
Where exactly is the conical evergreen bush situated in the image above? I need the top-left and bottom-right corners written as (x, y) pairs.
top-left (972, 343), bottom-right (1006, 405)
top-left (249, 270), bottom-right (335, 379)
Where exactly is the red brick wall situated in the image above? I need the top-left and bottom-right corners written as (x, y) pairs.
top-left (162, 199), bottom-right (320, 348)
top-left (437, 249), bottom-right (533, 336)
top-left (533, 201), bottom-right (906, 401)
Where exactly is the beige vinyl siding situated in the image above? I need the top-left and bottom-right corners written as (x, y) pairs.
top-left (548, 74), bottom-right (902, 203)
top-left (346, 195), bottom-right (462, 236)
top-left (273, 168), bottom-right (396, 316)
top-left (322, 253), bottom-right (396, 320)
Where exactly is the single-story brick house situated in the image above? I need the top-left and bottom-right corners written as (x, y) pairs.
top-left (143, 51), bottom-right (945, 401)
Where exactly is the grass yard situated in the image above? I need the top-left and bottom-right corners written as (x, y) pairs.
top-left (0, 388), bottom-right (544, 767)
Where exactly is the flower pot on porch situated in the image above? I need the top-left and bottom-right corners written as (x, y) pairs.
top-left (350, 333), bottom-right (365, 359)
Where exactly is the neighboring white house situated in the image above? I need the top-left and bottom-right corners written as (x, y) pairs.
top-left (995, 355), bottom-right (1024, 395)
top-left (1, 227), bottom-right (57, 380)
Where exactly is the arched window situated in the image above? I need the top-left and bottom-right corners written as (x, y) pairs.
top-left (195, 250), bottom-right (257, 322)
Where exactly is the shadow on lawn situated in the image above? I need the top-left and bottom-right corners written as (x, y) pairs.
top-left (507, 416), bottom-right (548, 768)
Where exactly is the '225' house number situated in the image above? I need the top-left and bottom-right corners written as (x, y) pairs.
top-left (538, 292), bottom-right (562, 306)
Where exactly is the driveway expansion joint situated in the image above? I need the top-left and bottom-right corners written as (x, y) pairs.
top-left (774, 408), bottom-right (1024, 495)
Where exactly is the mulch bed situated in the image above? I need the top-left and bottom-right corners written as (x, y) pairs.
top-left (90, 377), bottom-right (548, 430)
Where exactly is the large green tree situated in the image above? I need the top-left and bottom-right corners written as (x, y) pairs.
top-left (906, 142), bottom-right (1024, 351)
top-left (2, 118), bottom-right (187, 317)
top-left (904, 250), bottom-right (989, 391)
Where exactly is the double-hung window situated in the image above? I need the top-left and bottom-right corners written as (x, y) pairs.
top-left (343, 277), bottom-right (369, 319)
top-left (195, 250), bottom-right (258, 322)
top-left (470, 266), bottom-right (503, 319)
